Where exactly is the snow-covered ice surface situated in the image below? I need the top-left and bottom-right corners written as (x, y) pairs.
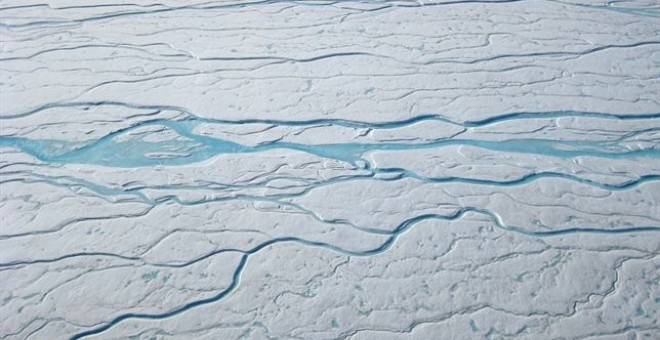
top-left (1, 0), bottom-right (659, 339)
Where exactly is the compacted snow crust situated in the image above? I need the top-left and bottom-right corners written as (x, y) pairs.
top-left (0, 0), bottom-right (659, 339)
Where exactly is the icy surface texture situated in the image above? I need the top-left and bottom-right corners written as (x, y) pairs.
top-left (1, 0), bottom-right (659, 339)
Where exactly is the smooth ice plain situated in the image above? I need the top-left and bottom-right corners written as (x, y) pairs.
top-left (1, 0), bottom-right (659, 339)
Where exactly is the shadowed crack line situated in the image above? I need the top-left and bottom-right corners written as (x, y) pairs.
top-left (0, 0), bottom-right (535, 29)
top-left (0, 169), bottom-right (658, 216)
top-left (3, 101), bottom-right (659, 127)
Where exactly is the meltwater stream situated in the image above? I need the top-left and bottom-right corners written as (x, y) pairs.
top-left (2, 115), bottom-right (659, 167)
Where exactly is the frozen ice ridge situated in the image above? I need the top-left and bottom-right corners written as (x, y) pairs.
top-left (0, 0), bottom-right (658, 339)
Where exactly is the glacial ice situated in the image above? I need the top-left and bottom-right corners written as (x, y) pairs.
top-left (0, 0), bottom-right (658, 339)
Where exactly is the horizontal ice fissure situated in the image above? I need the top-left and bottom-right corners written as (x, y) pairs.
top-left (3, 0), bottom-right (657, 31)
top-left (372, 169), bottom-right (660, 191)
top-left (3, 218), bottom-right (659, 269)
top-left (0, 0), bottom-right (537, 28)
top-left (4, 100), bottom-right (660, 126)
top-left (1, 166), bottom-right (657, 220)
top-left (6, 41), bottom-right (660, 65)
